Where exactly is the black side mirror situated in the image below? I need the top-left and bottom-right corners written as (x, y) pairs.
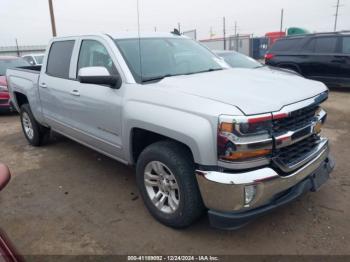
top-left (78, 67), bottom-right (121, 89)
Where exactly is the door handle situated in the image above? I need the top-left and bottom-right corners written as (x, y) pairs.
top-left (332, 59), bottom-right (346, 64)
top-left (39, 83), bottom-right (47, 88)
top-left (70, 90), bottom-right (80, 97)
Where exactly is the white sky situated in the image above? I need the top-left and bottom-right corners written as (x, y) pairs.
top-left (0, 0), bottom-right (349, 46)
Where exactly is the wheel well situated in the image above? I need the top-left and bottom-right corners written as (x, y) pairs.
top-left (131, 128), bottom-right (194, 164)
top-left (14, 92), bottom-right (29, 108)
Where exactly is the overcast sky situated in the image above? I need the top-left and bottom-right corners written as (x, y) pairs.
top-left (0, 0), bottom-right (349, 46)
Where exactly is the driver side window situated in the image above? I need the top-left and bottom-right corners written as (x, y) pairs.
top-left (77, 40), bottom-right (118, 77)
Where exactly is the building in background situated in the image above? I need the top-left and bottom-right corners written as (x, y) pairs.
top-left (0, 45), bottom-right (46, 57)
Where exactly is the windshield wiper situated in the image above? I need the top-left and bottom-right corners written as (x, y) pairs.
top-left (185, 68), bottom-right (223, 75)
top-left (254, 64), bottom-right (266, 69)
top-left (141, 68), bottom-right (223, 83)
top-left (141, 74), bottom-right (178, 83)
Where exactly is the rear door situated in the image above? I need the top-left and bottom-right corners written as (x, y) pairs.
top-left (39, 39), bottom-right (77, 130)
top-left (336, 36), bottom-right (350, 86)
top-left (305, 36), bottom-right (340, 85)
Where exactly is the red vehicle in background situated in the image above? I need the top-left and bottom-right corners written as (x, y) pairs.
top-left (0, 57), bottom-right (30, 112)
top-left (265, 31), bottom-right (286, 46)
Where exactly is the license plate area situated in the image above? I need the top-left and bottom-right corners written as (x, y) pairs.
top-left (310, 163), bottom-right (330, 192)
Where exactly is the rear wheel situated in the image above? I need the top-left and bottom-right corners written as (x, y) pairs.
top-left (20, 104), bottom-right (49, 146)
top-left (136, 141), bottom-right (204, 228)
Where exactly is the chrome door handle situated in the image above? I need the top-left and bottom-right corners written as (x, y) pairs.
top-left (70, 90), bottom-right (80, 97)
top-left (39, 83), bottom-right (47, 88)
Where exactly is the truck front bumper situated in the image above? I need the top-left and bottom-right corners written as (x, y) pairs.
top-left (195, 142), bottom-right (334, 230)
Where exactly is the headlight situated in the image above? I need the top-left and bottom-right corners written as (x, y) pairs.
top-left (0, 85), bottom-right (8, 92)
top-left (218, 115), bottom-right (273, 162)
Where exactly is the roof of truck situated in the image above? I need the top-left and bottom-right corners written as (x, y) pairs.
top-left (53, 32), bottom-right (187, 40)
top-left (112, 32), bottom-right (186, 39)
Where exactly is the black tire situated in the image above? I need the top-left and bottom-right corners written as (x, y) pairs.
top-left (136, 140), bottom-right (204, 228)
top-left (20, 104), bottom-right (49, 146)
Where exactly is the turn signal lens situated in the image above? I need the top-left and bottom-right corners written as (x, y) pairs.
top-left (221, 149), bottom-right (272, 161)
top-left (219, 122), bottom-right (234, 133)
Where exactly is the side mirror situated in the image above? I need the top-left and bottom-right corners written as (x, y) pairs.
top-left (78, 67), bottom-right (121, 88)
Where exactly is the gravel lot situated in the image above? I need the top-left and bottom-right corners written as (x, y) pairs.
top-left (0, 90), bottom-right (349, 256)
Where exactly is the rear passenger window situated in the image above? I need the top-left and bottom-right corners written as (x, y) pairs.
top-left (314, 37), bottom-right (337, 53)
top-left (270, 39), bottom-right (300, 52)
top-left (303, 39), bottom-right (316, 53)
top-left (46, 40), bottom-right (75, 78)
top-left (342, 37), bottom-right (350, 54)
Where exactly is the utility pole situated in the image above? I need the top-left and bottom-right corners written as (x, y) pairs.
top-left (48, 0), bottom-right (57, 37)
top-left (223, 16), bottom-right (226, 50)
top-left (15, 38), bottom-right (20, 57)
top-left (234, 21), bottom-right (238, 51)
top-left (234, 21), bottom-right (237, 36)
top-left (280, 9), bottom-right (284, 32)
top-left (334, 0), bottom-right (340, 32)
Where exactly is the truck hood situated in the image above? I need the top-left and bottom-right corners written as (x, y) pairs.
top-left (157, 68), bottom-right (327, 115)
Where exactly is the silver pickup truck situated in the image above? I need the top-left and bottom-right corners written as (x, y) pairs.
top-left (6, 33), bottom-right (334, 229)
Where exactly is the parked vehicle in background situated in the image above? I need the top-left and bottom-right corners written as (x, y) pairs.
top-left (0, 56), bottom-right (30, 112)
top-left (215, 50), bottom-right (300, 76)
top-left (22, 54), bottom-right (45, 66)
top-left (265, 32), bottom-right (350, 88)
top-left (214, 50), bottom-right (262, 69)
top-left (7, 33), bottom-right (334, 229)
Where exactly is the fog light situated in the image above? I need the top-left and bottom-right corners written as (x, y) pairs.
top-left (244, 185), bottom-right (256, 205)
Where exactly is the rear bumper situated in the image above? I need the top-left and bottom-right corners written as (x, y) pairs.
top-left (195, 139), bottom-right (334, 229)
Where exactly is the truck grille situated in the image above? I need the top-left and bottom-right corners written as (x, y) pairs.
top-left (273, 104), bottom-right (319, 134)
top-left (274, 135), bottom-right (321, 170)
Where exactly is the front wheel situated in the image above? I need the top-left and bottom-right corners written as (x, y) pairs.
top-left (20, 104), bottom-right (49, 146)
top-left (136, 141), bottom-right (204, 228)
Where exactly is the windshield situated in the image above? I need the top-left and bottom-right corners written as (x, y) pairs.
top-left (0, 58), bottom-right (30, 75)
top-left (217, 52), bottom-right (261, 69)
top-left (34, 55), bottom-right (44, 64)
top-left (115, 38), bottom-right (224, 83)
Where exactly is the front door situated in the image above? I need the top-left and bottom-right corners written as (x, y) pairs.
top-left (67, 39), bottom-right (124, 159)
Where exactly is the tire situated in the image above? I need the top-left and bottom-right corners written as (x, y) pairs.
top-left (20, 104), bottom-right (49, 146)
top-left (136, 140), bottom-right (204, 228)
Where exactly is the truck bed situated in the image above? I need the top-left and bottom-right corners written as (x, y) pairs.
top-left (11, 65), bottom-right (42, 73)
top-left (6, 66), bottom-right (42, 113)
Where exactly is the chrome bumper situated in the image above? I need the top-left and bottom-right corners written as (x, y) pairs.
top-left (196, 138), bottom-right (331, 213)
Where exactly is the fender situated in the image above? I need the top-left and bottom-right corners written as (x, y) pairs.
top-left (123, 101), bottom-right (218, 166)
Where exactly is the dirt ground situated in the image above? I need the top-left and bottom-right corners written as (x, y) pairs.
top-left (0, 91), bottom-right (349, 256)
